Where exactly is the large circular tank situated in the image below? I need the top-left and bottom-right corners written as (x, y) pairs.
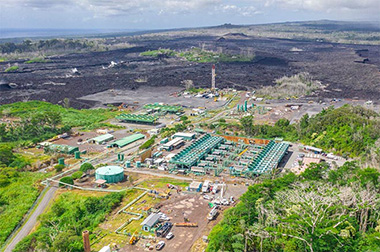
top-left (95, 165), bottom-right (124, 183)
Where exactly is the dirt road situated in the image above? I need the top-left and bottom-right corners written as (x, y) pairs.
top-left (4, 186), bottom-right (58, 252)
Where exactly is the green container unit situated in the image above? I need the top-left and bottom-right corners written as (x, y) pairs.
top-left (58, 158), bottom-right (65, 165)
top-left (117, 153), bottom-right (125, 161)
top-left (125, 161), bottom-right (131, 168)
top-left (136, 161), bottom-right (141, 168)
top-left (95, 166), bottom-right (124, 183)
top-left (74, 151), bottom-right (81, 159)
top-left (160, 138), bottom-right (169, 144)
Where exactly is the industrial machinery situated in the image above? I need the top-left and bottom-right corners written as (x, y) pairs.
top-left (129, 231), bottom-right (138, 245)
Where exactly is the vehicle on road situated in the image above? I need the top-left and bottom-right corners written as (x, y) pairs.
top-left (156, 241), bottom-right (165, 250)
top-left (166, 232), bottom-right (174, 240)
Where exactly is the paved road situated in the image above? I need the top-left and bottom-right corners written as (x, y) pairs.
top-left (5, 186), bottom-right (57, 252)
top-left (126, 169), bottom-right (193, 181)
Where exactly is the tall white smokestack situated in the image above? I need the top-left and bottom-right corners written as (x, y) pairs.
top-left (211, 64), bottom-right (216, 90)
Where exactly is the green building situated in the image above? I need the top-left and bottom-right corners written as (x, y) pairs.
top-left (108, 133), bottom-right (145, 148)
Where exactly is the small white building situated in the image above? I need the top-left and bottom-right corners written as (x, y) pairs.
top-left (188, 181), bottom-right (203, 192)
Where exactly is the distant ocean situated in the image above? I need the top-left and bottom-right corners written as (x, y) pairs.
top-left (0, 28), bottom-right (141, 40)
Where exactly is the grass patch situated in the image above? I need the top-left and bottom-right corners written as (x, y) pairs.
top-left (0, 101), bottom-right (120, 128)
top-left (14, 191), bottom-right (124, 252)
top-left (138, 177), bottom-right (190, 189)
top-left (141, 47), bottom-right (254, 63)
top-left (140, 49), bottom-right (176, 57)
top-left (178, 47), bottom-right (254, 63)
top-left (4, 65), bottom-right (19, 72)
top-left (24, 57), bottom-right (51, 64)
top-left (0, 171), bottom-right (50, 247)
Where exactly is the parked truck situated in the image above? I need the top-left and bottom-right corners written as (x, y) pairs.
top-left (202, 180), bottom-right (211, 193)
top-left (207, 206), bottom-right (219, 221)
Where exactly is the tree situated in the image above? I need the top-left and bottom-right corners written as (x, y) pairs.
top-left (71, 171), bottom-right (83, 180)
top-left (63, 98), bottom-right (70, 109)
top-left (0, 145), bottom-right (16, 166)
top-left (266, 182), bottom-right (350, 252)
top-left (59, 176), bottom-right (73, 187)
top-left (240, 116), bottom-right (253, 136)
top-left (79, 163), bottom-right (94, 173)
top-left (54, 164), bottom-right (65, 172)
top-left (180, 115), bottom-right (188, 122)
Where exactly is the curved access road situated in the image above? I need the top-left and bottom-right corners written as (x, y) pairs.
top-left (4, 186), bottom-right (57, 252)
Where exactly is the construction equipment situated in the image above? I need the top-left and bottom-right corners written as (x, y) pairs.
top-left (129, 231), bottom-right (138, 245)
top-left (174, 223), bottom-right (198, 227)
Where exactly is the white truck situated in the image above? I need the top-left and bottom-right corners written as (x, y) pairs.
top-left (202, 180), bottom-right (211, 193)
top-left (212, 184), bottom-right (219, 194)
top-left (207, 206), bottom-right (219, 221)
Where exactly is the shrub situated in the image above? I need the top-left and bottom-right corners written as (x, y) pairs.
top-left (79, 163), bottom-right (94, 173)
top-left (71, 171), bottom-right (83, 180)
top-left (54, 164), bottom-right (65, 172)
top-left (59, 176), bottom-right (74, 187)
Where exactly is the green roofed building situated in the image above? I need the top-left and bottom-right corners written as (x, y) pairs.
top-left (108, 133), bottom-right (145, 148)
top-left (116, 114), bottom-right (158, 124)
top-left (45, 144), bottom-right (79, 154)
top-left (143, 103), bottom-right (183, 113)
top-left (89, 133), bottom-right (114, 144)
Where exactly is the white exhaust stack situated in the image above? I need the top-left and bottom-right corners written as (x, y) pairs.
top-left (211, 64), bottom-right (216, 90)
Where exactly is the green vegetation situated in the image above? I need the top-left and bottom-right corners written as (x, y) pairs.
top-left (139, 177), bottom-right (189, 189)
top-left (139, 135), bottom-right (157, 150)
top-left (54, 164), bottom-right (65, 172)
top-left (59, 176), bottom-right (74, 187)
top-left (4, 65), bottom-right (19, 72)
top-left (80, 163), bottom-right (94, 173)
top-left (140, 49), bottom-right (176, 57)
top-left (0, 101), bottom-right (120, 144)
top-left (186, 87), bottom-right (205, 93)
top-left (178, 47), bottom-right (254, 63)
top-left (207, 161), bottom-right (380, 252)
top-left (14, 192), bottom-right (124, 252)
top-left (0, 170), bottom-right (48, 247)
top-left (25, 57), bottom-right (51, 64)
top-left (141, 47), bottom-right (254, 63)
top-left (0, 39), bottom-right (95, 54)
top-left (71, 171), bottom-right (83, 180)
top-left (239, 105), bottom-right (380, 157)
top-left (0, 101), bottom-right (118, 128)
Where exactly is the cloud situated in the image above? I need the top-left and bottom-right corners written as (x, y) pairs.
top-left (219, 4), bottom-right (261, 16)
top-left (79, 0), bottom-right (222, 16)
top-left (1, 0), bottom-right (73, 9)
top-left (1, 0), bottom-right (378, 19)
top-left (263, 0), bottom-right (380, 12)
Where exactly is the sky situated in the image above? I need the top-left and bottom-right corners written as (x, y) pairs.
top-left (0, 0), bottom-right (379, 30)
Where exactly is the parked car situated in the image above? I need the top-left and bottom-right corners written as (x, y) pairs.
top-left (203, 194), bottom-right (211, 200)
top-left (221, 199), bottom-right (230, 206)
top-left (166, 232), bottom-right (174, 240)
top-left (156, 241), bottom-right (165, 250)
